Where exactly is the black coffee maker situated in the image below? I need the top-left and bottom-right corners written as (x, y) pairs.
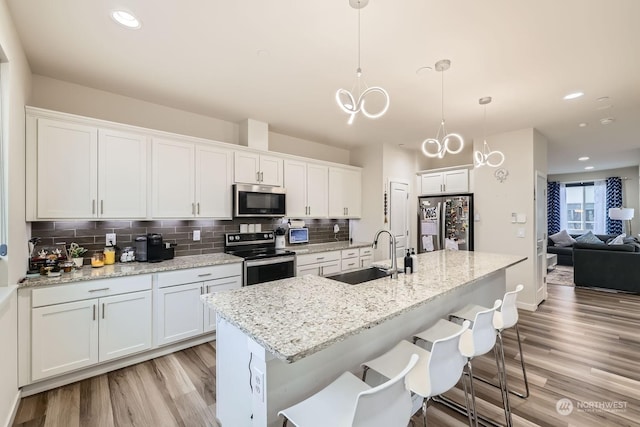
top-left (147, 233), bottom-right (164, 263)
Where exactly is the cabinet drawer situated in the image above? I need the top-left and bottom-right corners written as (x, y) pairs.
top-left (341, 258), bottom-right (359, 271)
top-left (341, 249), bottom-right (359, 259)
top-left (32, 275), bottom-right (152, 308)
top-left (296, 251), bottom-right (341, 266)
top-left (359, 247), bottom-right (373, 257)
top-left (156, 263), bottom-right (242, 288)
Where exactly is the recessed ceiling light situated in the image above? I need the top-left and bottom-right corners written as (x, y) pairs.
top-left (563, 91), bottom-right (584, 100)
top-left (584, 166), bottom-right (594, 170)
top-left (600, 117), bottom-right (615, 125)
top-left (416, 66), bottom-right (433, 75)
top-left (256, 49), bottom-right (270, 57)
top-left (578, 122), bottom-right (588, 128)
top-left (578, 156), bottom-right (590, 161)
top-left (111, 10), bottom-right (141, 29)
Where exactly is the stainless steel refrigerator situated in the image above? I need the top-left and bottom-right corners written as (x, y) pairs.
top-left (418, 194), bottom-right (473, 252)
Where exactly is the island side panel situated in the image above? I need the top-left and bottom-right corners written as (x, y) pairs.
top-left (249, 270), bottom-right (505, 426)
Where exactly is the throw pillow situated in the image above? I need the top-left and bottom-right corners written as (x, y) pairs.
top-left (608, 233), bottom-right (627, 245)
top-left (549, 229), bottom-right (576, 247)
top-left (575, 230), bottom-right (604, 244)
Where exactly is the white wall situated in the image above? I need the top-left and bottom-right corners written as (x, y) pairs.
top-left (548, 166), bottom-right (640, 236)
top-left (30, 75), bottom-right (350, 165)
top-left (474, 128), bottom-right (540, 310)
top-left (0, 0), bottom-right (31, 422)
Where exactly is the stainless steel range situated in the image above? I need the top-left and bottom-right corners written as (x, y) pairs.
top-left (224, 232), bottom-right (296, 286)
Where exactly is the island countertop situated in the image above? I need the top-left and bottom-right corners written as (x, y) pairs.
top-left (203, 250), bottom-right (526, 363)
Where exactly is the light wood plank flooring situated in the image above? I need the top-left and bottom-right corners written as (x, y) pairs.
top-left (14, 284), bottom-right (640, 426)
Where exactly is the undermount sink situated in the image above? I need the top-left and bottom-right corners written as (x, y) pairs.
top-left (325, 267), bottom-right (392, 285)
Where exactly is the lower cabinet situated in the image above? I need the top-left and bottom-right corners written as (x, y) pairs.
top-left (31, 284), bottom-right (152, 382)
top-left (155, 264), bottom-right (242, 346)
top-left (296, 251), bottom-right (342, 277)
top-left (359, 247), bottom-right (374, 268)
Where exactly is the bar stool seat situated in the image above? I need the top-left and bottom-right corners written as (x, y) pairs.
top-left (278, 353), bottom-right (419, 427)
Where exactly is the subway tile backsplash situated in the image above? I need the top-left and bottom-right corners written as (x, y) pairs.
top-left (31, 218), bottom-right (350, 259)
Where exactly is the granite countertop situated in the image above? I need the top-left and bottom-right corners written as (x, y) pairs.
top-left (287, 240), bottom-right (372, 254)
top-left (203, 250), bottom-right (526, 363)
top-left (20, 253), bottom-right (243, 288)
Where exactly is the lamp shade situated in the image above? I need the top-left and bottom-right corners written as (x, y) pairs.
top-left (608, 207), bottom-right (635, 221)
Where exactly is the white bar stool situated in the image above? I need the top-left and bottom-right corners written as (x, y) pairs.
top-left (360, 320), bottom-right (472, 427)
top-left (278, 353), bottom-right (419, 427)
top-left (414, 299), bottom-right (502, 427)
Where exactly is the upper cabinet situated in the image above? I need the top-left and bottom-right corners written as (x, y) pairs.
top-left (234, 152), bottom-right (283, 186)
top-left (328, 167), bottom-right (362, 218)
top-left (284, 160), bottom-right (328, 218)
top-left (152, 138), bottom-right (233, 219)
top-left (419, 169), bottom-right (469, 195)
top-left (28, 117), bottom-right (147, 220)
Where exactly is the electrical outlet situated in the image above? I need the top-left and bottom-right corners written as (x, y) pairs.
top-left (105, 233), bottom-right (116, 246)
top-left (193, 230), bottom-right (201, 241)
top-left (252, 366), bottom-right (265, 402)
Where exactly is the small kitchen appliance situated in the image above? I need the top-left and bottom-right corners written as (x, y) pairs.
top-left (224, 232), bottom-right (296, 286)
top-left (135, 236), bottom-right (147, 261)
top-left (275, 227), bottom-right (286, 249)
top-left (146, 233), bottom-right (164, 263)
top-left (288, 227), bottom-right (309, 244)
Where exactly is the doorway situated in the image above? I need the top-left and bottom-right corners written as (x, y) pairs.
top-left (535, 171), bottom-right (548, 303)
top-left (389, 181), bottom-right (410, 260)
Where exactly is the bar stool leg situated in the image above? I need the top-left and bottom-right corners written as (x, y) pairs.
top-left (466, 360), bottom-right (479, 427)
top-left (494, 332), bottom-right (513, 427)
top-left (514, 324), bottom-right (530, 398)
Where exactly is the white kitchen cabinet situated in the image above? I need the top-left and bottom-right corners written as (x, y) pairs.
top-left (284, 160), bottom-right (328, 218)
top-left (204, 276), bottom-right (243, 333)
top-left (296, 251), bottom-right (341, 277)
top-left (156, 282), bottom-right (204, 345)
top-left (420, 169), bottom-right (469, 195)
top-left (155, 264), bottom-right (242, 345)
top-left (234, 152), bottom-right (283, 186)
top-left (359, 247), bottom-right (374, 268)
top-left (31, 299), bottom-right (99, 381)
top-left (341, 248), bottom-right (360, 272)
top-left (328, 167), bottom-right (362, 218)
top-left (32, 118), bottom-right (148, 220)
top-left (152, 138), bottom-right (233, 218)
top-left (30, 281), bottom-right (152, 381)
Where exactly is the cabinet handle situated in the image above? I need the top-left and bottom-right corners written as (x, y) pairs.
top-left (198, 273), bottom-right (212, 277)
top-left (320, 266), bottom-right (324, 276)
top-left (100, 200), bottom-right (104, 215)
top-left (256, 171), bottom-right (260, 182)
top-left (89, 288), bottom-right (110, 292)
top-left (260, 171), bottom-right (264, 182)
top-left (92, 200), bottom-right (96, 214)
top-left (102, 303), bottom-right (105, 319)
top-left (308, 206), bottom-right (311, 215)
top-left (197, 202), bottom-right (200, 215)
top-left (93, 304), bottom-right (96, 321)
top-left (317, 257), bottom-right (325, 261)
top-left (348, 263), bottom-right (355, 267)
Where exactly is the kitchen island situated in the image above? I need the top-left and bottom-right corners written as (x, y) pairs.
top-left (203, 250), bottom-right (526, 427)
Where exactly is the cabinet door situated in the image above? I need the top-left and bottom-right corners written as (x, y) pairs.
top-left (284, 160), bottom-right (308, 218)
top-left (234, 152), bottom-right (260, 184)
top-left (360, 255), bottom-right (373, 268)
top-left (319, 261), bottom-right (341, 276)
top-left (196, 145), bottom-right (233, 218)
top-left (443, 169), bottom-right (469, 193)
top-left (341, 258), bottom-right (360, 272)
top-left (328, 167), bottom-right (346, 218)
top-left (259, 154), bottom-right (284, 186)
top-left (99, 290), bottom-right (152, 362)
top-left (344, 169), bottom-right (362, 218)
top-left (37, 119), bottom-right (98, 218)
top-left (98, 129), bottom-right (148, 218)
top-left (420, 173), bottom-right (444, 195)
top-left (156, 282), bottom-right (204, 346)
top-left (152, 138), bottom-right (195, 217)
top-left (203, 276), bottom-right (242, 333)
top-left (297, 264), bottom-right (320, 277)
top-left (307, 164), bottom-right (328, 218)
top-left (32, 299), bottom-right (99, 381)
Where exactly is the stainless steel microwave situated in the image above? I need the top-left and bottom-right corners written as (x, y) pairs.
top-left (233, 184), bottom-right (286, 217)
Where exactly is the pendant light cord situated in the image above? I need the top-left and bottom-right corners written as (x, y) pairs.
top-left (357, 2), bottom-right (361, 72)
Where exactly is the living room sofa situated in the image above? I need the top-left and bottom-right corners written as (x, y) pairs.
top-left (573, 241), bottom-right (640, 293)
top-left (547, 234), bottom-right (614, 266)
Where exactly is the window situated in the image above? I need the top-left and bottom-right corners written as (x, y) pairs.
top-left (560, 181), bottom-right (606, 234)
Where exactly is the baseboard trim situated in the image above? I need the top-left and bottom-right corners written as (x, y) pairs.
top-left (2, 389), bottom-right (21, 427)
top-left (517, 301), bottom-right (538, 312)
top-left (20, 333), bottom-right (216, 397)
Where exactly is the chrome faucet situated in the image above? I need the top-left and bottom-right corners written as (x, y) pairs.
top-left (373, 229), bottom-right (398, 279)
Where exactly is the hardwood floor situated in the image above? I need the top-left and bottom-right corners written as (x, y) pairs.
top-left (14, 284), bottom-right (640, 426)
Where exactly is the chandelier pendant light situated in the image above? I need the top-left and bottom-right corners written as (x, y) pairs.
top-left (422, 59), bottom-right (464, 158)
top-left (336, 0), bottom-right (390, 125)
top-left (474, 96), bottom-right (505, 168)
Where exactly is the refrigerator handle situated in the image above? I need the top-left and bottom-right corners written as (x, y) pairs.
top-left (440, 201), bottom-right (446, 250)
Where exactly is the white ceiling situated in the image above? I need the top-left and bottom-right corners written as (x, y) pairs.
top-left (6, 0), bottom-right (640, 174)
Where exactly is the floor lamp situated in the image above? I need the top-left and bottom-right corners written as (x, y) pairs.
top-left (608, 207), bottom-right (634, 236)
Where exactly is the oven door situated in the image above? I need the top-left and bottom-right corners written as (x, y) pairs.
top-left (244, 256), bottom-right (296, 286)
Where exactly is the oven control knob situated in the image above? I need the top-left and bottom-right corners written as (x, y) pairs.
top-left (264, 234), bottom-right (268, 239)
top-left (235, 236), bottom-right (240, 241)
top-left (268, 233), bottom-right (273, 238)
top-left (228, 236), bottom-right (233, 242)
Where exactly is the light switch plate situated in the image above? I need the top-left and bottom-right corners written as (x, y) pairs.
top-left (517, 228), bottom-right (525, 238)
top-left (517, 213), bottom-right (527, 223)
top-left (193, 230), bottom-right (201, 241)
